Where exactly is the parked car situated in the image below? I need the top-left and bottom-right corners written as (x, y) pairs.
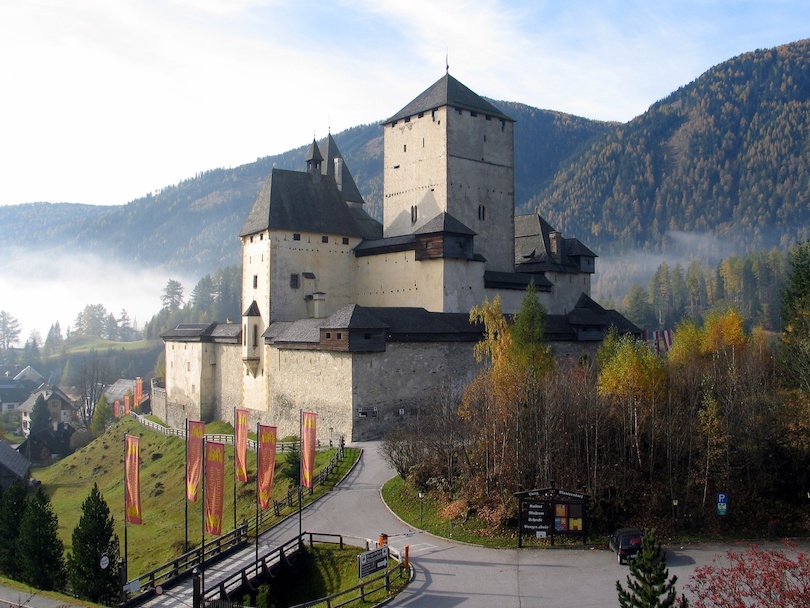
top-left (609, 527), bottom-right (643, 564)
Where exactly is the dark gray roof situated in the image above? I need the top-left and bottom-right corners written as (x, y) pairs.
top-left (354, 234), bottom-right (416, 255)
top-left (322, 134), bottom-right (365, 205)
top-left (385, 74), bottom-right (514, 125)
top-left (515, 213), bottom-right (596, 273)
top-left (566, 294), bottom-right (641, 336)
top-left (305, 139), bottom-right (323, 162)
top-left (348, 205), bottom-right (383, 239)
top-left (484, 270), bottom-right (554, 290)
top-left (323, 305), bottom-right (390, 330)
top-left (272, 319), bottom-right (325, 344)
top-left (416, 212), bottom-right (476, 236)
top-left (210, 323), bottom-right (242, 340)
top-left (161, 323), bottom-right (216, 341)
top-left (240, 169), bottom-right (367, 238)
top-left (243, 301), bottom-right (260, 317)
top-left (0, 441), bottom-right (30, 481)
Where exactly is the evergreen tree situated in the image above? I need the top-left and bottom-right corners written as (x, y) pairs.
top-left (17, 486), bottom-right (66, 591)
top-left (91, 394), bottom-right (112, 436)
top-left (616, 530), bottom-right (686, 608)
top-left (0, 480), bottom-right (28, 578)
top-left (30, 394), bottom-right (51, 434)
top-left (67, 484), bottom-right (120, 605)
top-left (780, 241), bottom-right (810, 395)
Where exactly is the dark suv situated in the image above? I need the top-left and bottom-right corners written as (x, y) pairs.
top-left (609, 527), bottom-right (643, 564)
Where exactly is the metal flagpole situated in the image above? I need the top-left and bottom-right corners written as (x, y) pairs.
top-left (298, 409), bottom-right (303, 540)
top-left (184, 418), bottom-right (189, 553)
top-left (233, 407), bottom-right (237, 534)
top-left (123, 437), bottom-right (128, 585)
top-left (255, 421), bottom-right (260, 565)
top-left (201, 436), bottom-right (206, 599)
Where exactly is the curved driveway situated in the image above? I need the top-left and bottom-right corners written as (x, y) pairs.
top-left (148, 442), bottom-right (803, 608)
top-left (264, 442), bottom-right (767, 607)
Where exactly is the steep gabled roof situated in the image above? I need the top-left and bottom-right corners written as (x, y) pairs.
top-left (240, 169), bottom-right (366, 238)
top-left (384, 73), bottom-right (514, 125)
top-left (0, 441), bottom-right (30, 481)
top-left (416, 212), bottom-right (477, 236)
top-left (322, 133), bottom-right (365, 205)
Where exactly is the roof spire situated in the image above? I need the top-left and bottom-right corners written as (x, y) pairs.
top-left (445, 49), bottom-right (449, 74)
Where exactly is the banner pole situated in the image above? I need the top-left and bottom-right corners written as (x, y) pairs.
top-left (123, 436), bottom-right (128, 585)
top-left (255, 421), bottom-right (260, 565)
top-left (298, 409), bottom-right (302, 540)
top-left (184, 418), bottom-right (189, 554)
top-left (233, 407), bottom-right (237, 534)
top-left (201, 436), bottom-right (206, 599)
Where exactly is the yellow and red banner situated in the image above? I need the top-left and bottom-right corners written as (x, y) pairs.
top-left (186, 420), bottom-right (205, 501)
top-left (301, 411), bottom-right (317, 489)
top-left (124, 395), bottom-right (131, 416)
top-left (125, 435), bottom-right (142, 525)
top-left (114, 400), bottom-right (120, 419)
top-left (235, 408), bottom-right (249, 483)
top-left (205, 441), bottom-right (225, 536)
top-left (257, 424), bottom-right (277, 510)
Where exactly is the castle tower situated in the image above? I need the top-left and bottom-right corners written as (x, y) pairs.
top-left (381, 73), bottom-right (516, 272)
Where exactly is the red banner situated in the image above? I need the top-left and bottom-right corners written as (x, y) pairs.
top-left (114, 400), bottom-right (120, 419)
top-left (125, 435), bottom-right (142, 524)
top-left (301, 411), bottom-right (316, 489)
top-left (186, 420), bottom-right (205, 502)
top-left (235, 408), bottom-right (249, 483)
top-left (257, 425), bottom-right (277, 510)
top-left (205, 441), bottom-right (225, 536)
top-left (124, 395), bottom-right (130, 416)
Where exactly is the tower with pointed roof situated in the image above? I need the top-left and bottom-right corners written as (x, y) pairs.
top-left (382, 73), bottom-right (516, 273)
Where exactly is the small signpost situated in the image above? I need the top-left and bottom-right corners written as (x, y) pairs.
top-left (358, 546), bottom-right (389, 578)
top-left (514, 487), bottom-right (589, 548)
top-left (716, 492), bottom-right (728, 516)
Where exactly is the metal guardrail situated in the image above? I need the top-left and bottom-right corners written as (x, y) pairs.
top-left (202, 532), bottom-right (407, 607)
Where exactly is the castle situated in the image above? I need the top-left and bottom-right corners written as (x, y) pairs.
top-left (154, 73), bottom-right (638, 441)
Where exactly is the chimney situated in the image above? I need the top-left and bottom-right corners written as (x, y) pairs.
top-left (334, 158), bottom-right (343, 191)
top-left (312, 292), bottom-right (326, 319)
top-left (550, 231), bottom-right (563, 261)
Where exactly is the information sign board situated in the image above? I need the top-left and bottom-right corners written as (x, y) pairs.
top-left (358, 546), bottom-right (389, 578)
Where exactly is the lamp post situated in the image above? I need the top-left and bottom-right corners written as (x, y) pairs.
top-left (418, 491), bottom-right (424, 528)
top-left (672, 498), bottom-right (679, 527)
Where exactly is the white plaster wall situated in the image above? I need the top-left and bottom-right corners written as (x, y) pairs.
top-left (446, 111), bottom-right (515, 272)
top-left (355, 250), bottom-right (444, 310)
top-left (213, 343), bottom-right (244, 413)
top-left (164, 342), bottom-right (204, 417)
top-left (384, 108), bottom-right (448, 237)
top-left (242, 232), bottom-right (272, 323)
top-left (266, 231), bottom-right (360, 322)
top-left (265, 348), bottom-right (354, 442)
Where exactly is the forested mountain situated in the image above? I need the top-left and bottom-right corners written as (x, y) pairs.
top-left (529, 39), bottom-right (810, 254)
top-left (2, 39), bottom-right (809, 278)
top-left (0, 106), bottom-right (610, 276)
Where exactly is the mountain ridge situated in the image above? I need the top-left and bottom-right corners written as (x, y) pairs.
top-left (3, 39), bottom-right (809, 278)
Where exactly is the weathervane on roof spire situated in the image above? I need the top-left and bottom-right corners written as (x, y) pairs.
top-left (446, 49), bottom-right (449, 74)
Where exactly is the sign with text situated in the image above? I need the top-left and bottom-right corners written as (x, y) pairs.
top-left (358, 546), bottom-right (389, 578)
top-left (515, 487), bottom-right (589, 548)
top-left (717, 492), bottom-right (728, 516)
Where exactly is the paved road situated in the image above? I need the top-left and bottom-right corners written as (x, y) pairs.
top-left (141, 441), bottom-right (805, 607)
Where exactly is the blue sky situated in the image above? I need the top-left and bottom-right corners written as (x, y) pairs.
top-left (1, 0), bottom-right (808, 208)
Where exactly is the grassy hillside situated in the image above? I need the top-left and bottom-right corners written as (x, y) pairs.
top-left (35, 417), bottom-right (353, 579)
